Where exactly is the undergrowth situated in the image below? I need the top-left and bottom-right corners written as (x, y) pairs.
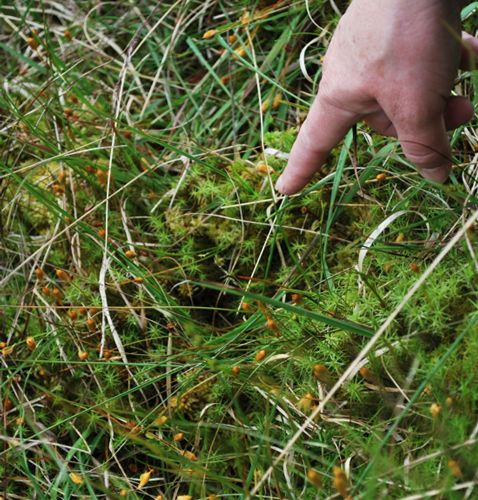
top-left (1, 1), bottom-right (478, 499)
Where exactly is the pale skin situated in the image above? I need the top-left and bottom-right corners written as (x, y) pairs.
top-left (275, 0), bottom-right (478, 195)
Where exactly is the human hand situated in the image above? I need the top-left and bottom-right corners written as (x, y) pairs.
top-left (276, 0), bottom-right (478, 195)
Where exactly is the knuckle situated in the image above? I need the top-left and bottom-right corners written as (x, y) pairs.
top-left (402, 141), bottom-right (448, 168)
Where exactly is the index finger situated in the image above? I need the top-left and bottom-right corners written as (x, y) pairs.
top-left (275, 94), bottom-right (359, 195)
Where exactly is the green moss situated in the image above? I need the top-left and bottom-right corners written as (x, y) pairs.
top-left (2, 2), bottom-right (478, 498)
top-left (264, 128), bottom-right (298, 153)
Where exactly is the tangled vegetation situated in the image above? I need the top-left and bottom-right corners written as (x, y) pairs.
top-left (1, 1), bottom-right (478, 498)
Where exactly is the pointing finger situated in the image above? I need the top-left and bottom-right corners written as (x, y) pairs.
top-left (275, 93), bottom-right (359, 195)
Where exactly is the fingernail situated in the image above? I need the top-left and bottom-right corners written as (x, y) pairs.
top-left (275, 175), bottom-right (286, 193)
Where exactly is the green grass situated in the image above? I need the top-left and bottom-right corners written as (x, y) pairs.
top-left (1, 1), bottom-right (478, 498)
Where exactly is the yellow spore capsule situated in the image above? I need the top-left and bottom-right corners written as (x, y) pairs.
top-left (272, 92), bottom-right (282, 109)
top-left (265, 317), bottom-right (277, 330)
top-left (297, 393), bottom-right (318, 414)
top-left (26, 336), bottom-right (36, 351)
top-left (448, 459), bottom-right (463, 478)
top-left (234, 46), bottom-right (246, 58)
top-left (313, 364), bottom-right (328, 380)
top-left (173, 432), bottom-right (184, 442)
top-left (183, 450), bottom-right (197, 461)
top-left (78, 350), bottom-right (89, 361)
top-left (155, 415), bottom-right (168, 426)
top-left (256, 163), bottom-right (273, 175)
top-left (27, 36), bottom-right (39, 49)
top-left (307, 468), bottom-right (322, 488)
top-left (241, 11), bottom-right (250, 25)
top-left (395, 232), bottom-right (405, 243)
top-left (332, 466), bottom-right (349, 499)
top-left (2, 345), bottom-right (14, 357)
top-left (137, 469), bottom-right (152, 490)
top-left (69, 472), bottom-right (83, 485)
top-left (203, 29), bottom-right (218, 40)
top-left (430, 403), bottom-right (441, 418)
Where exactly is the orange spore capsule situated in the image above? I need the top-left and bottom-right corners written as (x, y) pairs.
top-left (68, 310), bottom-right (78, 321)
top-left (255, 349), bottom-right (266, 362)
top-left (35, 267), bottom-right (45, 281)
top-left (55, 269), bottom-right (70, 281)
top-left (26, 336), bottom-right (37, 351)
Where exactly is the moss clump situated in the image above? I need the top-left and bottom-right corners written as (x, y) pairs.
top-left (264, 128), bottom-right (298, 153)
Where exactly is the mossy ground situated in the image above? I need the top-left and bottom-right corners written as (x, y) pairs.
top-left (1, 1), bottom-right (478, 498)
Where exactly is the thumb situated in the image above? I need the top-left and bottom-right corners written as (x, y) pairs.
top-left (395, 112), bottom-right (452, 183)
